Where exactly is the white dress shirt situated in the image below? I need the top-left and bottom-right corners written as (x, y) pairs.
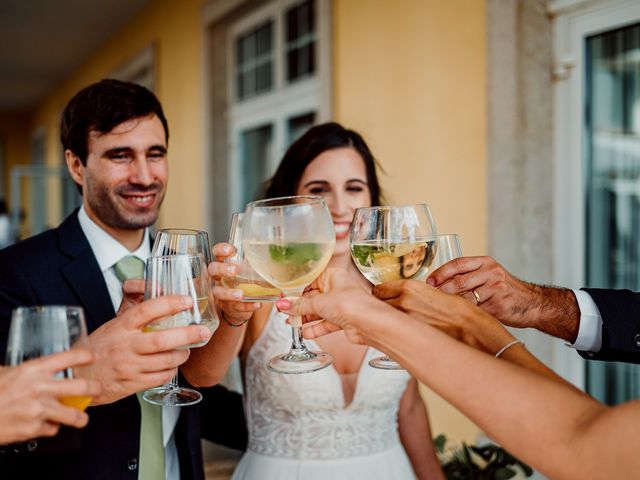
top-left (568, 289), bottom-right (604, 352)
top-left (77, 207), bottom-right (181, 480)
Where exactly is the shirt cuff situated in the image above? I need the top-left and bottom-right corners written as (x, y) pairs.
top-left (567, 289), bottom-right (603, 352)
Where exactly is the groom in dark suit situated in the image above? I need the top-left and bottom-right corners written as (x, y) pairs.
top-left (0, 79), bottom-right (246, 479)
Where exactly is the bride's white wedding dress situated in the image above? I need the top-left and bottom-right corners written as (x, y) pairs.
top-left (231, 307), bottom-right (416, 479)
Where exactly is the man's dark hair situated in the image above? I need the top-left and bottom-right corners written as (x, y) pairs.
top-left (60, 79), bottom-right (169, 165)
top-left (264, 122), bottom-right (384, 205)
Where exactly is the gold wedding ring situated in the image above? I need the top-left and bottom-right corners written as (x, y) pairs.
top-left (471, 289), bottom-right (481, 305)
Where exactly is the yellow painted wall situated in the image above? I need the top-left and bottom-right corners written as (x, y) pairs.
top-left (0, 113), bottom-right (30, 201)
top-left (0, 113), bottom-right (34, 237)
top-left (30, 0), bottom-right (208, 230)
top-left (333, 0), bottom-right (486, 443)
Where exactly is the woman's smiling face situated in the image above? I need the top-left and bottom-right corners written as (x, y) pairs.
top-left (296, 147), bottom-right (372, 258)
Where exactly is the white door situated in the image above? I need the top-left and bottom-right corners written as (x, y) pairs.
top-left (553, 0), bottom-right (640, 395)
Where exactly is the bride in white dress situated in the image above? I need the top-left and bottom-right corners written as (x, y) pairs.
top-left (212, 123), bottom-right (444, 480)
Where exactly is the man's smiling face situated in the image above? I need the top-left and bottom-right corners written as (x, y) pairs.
top-left (79, 114), bottom-right (168, 237)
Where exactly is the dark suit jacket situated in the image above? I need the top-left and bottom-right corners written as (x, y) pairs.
top-left (578, 288), bottom-right (640, 364)
top-left (0, 210), bottom-right (247, 479)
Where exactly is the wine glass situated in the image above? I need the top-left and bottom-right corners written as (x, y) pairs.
top-left (152, 229), bottom-right (212, 265)
top-left (242, 195), bottom-right (335, 374)
top-left (150, 228), bottom-right (218, 344)
top-left (6, 306), bottom-right (92, 411)
top-left (142, 254), bottom-right (218, 407)
top-left (221, 212), bottom-right (282, 301)
top-left (430, 233), bottom-right (463, 270)
top-left (350, 203), bottom-right (437, 370)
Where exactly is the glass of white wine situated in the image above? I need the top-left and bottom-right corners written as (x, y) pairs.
top-left (142, 254), bottom-right (218, 406)
top-left (350, 203), bottom-right (437, 370)
top-left (6, 306), bottom-right (93, 411)
top-left (242, 195), bottom-right (336, 374)
top-left (221, 212), bottom-right (282, 301)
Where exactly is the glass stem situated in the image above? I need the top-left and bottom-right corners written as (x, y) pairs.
top-left (289, 315), bottom-right (308, 353)
top-left (168, 375), bottom-right (179, 391)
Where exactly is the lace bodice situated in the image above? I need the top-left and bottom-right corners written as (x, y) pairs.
top-left (243, 307), bottom-right (410, 460)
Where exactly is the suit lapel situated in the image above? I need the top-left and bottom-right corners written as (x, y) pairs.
top-left (57, 211), bottom-right (115, 333)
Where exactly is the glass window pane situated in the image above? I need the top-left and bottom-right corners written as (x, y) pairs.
top-left (585, 22), bottom-right (640, 405)
top-left (235, 21), bottom-right (274, 100)
top-left (240, 125), bottom-right (273, 204)
top-left (285, 0), bottom-right (316, 82)
top-left (287, 112), bottom-right (315, 145)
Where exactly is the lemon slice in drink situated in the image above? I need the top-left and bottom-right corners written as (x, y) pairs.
top-left (237, 283), bottom-right (281, 297)
top-left (371, 252), bottom-right (402, 282)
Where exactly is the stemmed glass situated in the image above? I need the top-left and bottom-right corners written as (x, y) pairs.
top-left (6, 306), bottom-right (93, 411)
top-left (430, 234), bottom-right (463, 271)
top-left (242, 195), bottom-right (336, 374)
top-left (350, 203), bottom-right (437, 369)
top-left (142, 254), bottom-right (218, 406)
top-left (152, 229), bottom-right (212, 264)
top-left (221, 212), bottom-right (282, 301)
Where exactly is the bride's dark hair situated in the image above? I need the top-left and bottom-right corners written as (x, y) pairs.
top-left (263, 122), bottom-right (384, 205)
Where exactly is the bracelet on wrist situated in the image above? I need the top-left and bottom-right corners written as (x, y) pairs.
top-left (220, 309), bottom-right (249, 328)
top-left (494, 339), bottom-right (524, 358)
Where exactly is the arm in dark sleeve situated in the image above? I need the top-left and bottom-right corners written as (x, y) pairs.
top-left (579, 288), bottom-right (640, 364)
top-left (0, 249), bottom-right (38, 363)
top-left (198, 385), bottom-right (247, 451)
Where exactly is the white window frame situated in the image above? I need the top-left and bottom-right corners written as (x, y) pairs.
top-left (551, 0), bottom-right (640, 388)
top-left (110, 44), bottom-right (155, 91)
top-left (226, 0), bottom-right (330, 214)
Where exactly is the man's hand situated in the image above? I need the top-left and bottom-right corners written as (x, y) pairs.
top-left (116, 279), bottom-right (145, 316)
top-left (427, 256), bottom-right (580, 342)
top-left (89, 295), bottom-right (212, 405)
top-left (0, 349), bottom-right (101, 444)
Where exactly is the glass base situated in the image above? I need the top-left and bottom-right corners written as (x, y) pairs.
top-left (240, 295), bottom-right (282, 302)
top-left (368, 355), bottom-right (405, 370)
top-left (267, 350), bottom-right (333, 374)
top-left (143, 386), bottom-right (202, 406)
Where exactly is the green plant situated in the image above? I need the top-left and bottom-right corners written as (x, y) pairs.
top-left (435, 434), bottom-right (534, 480)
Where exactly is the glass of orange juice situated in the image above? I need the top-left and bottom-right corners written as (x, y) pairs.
top-left (6, 306), bottom-right (92, 411)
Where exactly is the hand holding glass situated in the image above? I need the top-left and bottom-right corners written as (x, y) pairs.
top-left (6, 306), bottom-right (93, 411)
top-left (242, 196), bottom-right (335, 374)
top-left (350, 203), bottom-right (437, 369)
top-left (142, 254), bottom-right (218, 406)
top-left (221, 212), bottom-right (282, 301)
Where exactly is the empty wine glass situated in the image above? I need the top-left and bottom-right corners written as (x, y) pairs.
top-left (350, 203), bottom-right (437, 370)
top-left (152, 229), bottom-right (212, 265)
top-left (221, 212), bottom-right (282, 301)
top-left (6, 306), bottom-right (93, 411)
top-left (430, 234), bottom-right (463, 270)
top-left (242, 195), bottom-right (335, 374)
top-left (142, 254), bottom-right (218, 406)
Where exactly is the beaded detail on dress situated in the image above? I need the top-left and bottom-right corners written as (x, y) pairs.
top-left (243, 307), bottom-right (410, 460)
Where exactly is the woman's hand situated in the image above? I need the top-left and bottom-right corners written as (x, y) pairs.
top-left (0, 349), bottom-right (101, 444)
top-left (372, 280), bottom-right (514, 355)
top-left (276, 268), bottom-right (376, 345)
top-left (208, 242), bottom-right (261, 324)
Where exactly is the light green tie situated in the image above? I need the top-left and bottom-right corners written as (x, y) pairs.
top-left (113, 256), bottom-right (164, 480)
top-left (113, 255), bottom-right (145, 282)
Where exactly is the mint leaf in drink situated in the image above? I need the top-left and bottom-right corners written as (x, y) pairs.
top-left (351, 244), bottom-right (375, 267)
top-left (269, 243), bottom-right (322, 266)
